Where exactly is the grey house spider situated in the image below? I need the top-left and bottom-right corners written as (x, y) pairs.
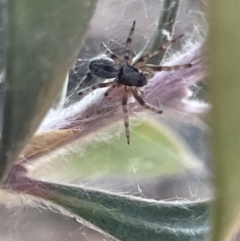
top-left (78, 21), bottom-right (198, 144)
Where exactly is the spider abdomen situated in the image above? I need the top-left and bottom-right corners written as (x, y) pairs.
top-left (117, 65), bottom-right (147, 87)
top-left (89, 57), bottom-right (120, 79)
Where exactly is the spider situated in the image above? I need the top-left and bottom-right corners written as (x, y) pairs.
top-left (78, 21), bottom-right (197, 144)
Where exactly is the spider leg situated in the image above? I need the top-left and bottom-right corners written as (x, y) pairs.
top-left (133, 34), bottom-right (184, 68)
top-left (122, 87), bottom-right (130, 144)
top-left (131, 88), bottom-right (163, 114)
top-left (124, 20), bottom-right (136, 64)
top-left (143, 71), bottom-right (154, 80)
top-left (104, 83), bottom-right (117, 96)
top-left (147, 71), bottom-right (155, 79)
top-left (140, 61), bottom-right (198, 72)
top-left (137, 88), bottom-right (144, 96)
top-left (77, 81), bottom-right (115, 96)
top-left (100, 42), bottom-right (123, 65)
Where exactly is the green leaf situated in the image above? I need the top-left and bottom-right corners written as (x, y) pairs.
top-left (42, 182), bottom-right (210, 241)
top-left (208, 1), bottom-right (240, 241)
top-left (0, 0), bottom-right (98, 181)
top-left (32, 120), bottom-right (202, 180)
top-left (0, 0), bottom-right (7, 71)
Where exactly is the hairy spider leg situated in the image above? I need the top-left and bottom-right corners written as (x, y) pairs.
top-left (124, 20), bottom-right (136, 64)
top-left (133, 34), bottom-right (184, 68)
top-left (131, 88), bottom-right (163, 114)
top-left (77, 81), bottom-right (115, 96)
top-left (100, 42), bottom-right (123, 65)
top-left (122, 87), bottom-right (130, 144)
top-left (140, 62), bottom-right (198, 72)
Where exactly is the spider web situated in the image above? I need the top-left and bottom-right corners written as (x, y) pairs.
top-left (0, 0), bottom-right (210, 241)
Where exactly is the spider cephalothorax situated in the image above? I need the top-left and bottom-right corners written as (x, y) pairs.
top-left (78, 21), bottom-right (198, 144)
top-left (117, 65), bottom-right (147, 87)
